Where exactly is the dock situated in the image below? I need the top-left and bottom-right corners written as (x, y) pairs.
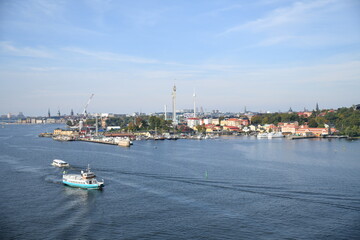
top-left (78, 138), bottom-right (131, 147)
top-left (287, 135), bottom-right (316, 140)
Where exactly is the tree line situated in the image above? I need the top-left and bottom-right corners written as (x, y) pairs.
top-left (106, 115), bottom-right (174, 132)
top-left (250, 107), bottom-right (360, 137)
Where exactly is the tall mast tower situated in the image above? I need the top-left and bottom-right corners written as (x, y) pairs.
top-left (193, 90), bottom-right (196, 118)
top-left (172, 84), bottom-right (177, 125)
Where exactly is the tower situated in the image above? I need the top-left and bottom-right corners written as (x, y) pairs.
top-left (172, 84), bottom-right (177, 125)
top-left (164, 105), bottom-right (167, 120)
top-left (193, 90), bottom-right (196, 118)
top-left (70, 109), bottom-right (74, 116)
top-left (48, 108), bottom-right (51, 118)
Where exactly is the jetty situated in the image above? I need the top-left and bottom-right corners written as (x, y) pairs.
top-left (79, 137), bottom-right (131, 147)
top-left (287, 135), bottom-right (316, 140)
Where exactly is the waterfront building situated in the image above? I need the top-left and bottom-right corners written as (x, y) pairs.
top-left (212, 119), bottom-right (220, 125)
top-left (46, 118), bottom-right (56, 124)
top-left (202, 118), bottom-right (213, 125)
top-left (223, 126), bottom-right (241, 132)
top-left (296, 128), bottom-right (328, 136)
top-left (187, 118), bottom-right (200, 129)
top-left (205, 124), bottom-right (221, 133)
top-left (279, 122), bottom-right (299, 134)
top-left (295, 126), bottom-right (337, 136)
top-left (263, 124), bottom-right (280, 133)
top-left (248, 125), bottom-right (257, 131)
top-left (223, 118), bottom-right (242, 127)
top-left (240, 118), bottom-right (250, 126)
top-left (53, 128), bottom-right (79, 136)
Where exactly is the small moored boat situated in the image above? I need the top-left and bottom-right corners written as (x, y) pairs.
top-left (52, 159), bottom-right (70, 167)
top-left (257, 133), bottom-right (268, 139)
top-left (62, 165), bottom-right (104, 190)
top-left (267, 132), bottom-right (284, 139)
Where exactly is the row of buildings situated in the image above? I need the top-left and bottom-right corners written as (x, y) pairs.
top-left (185, 117), bottom-right (337, 137)
top-left (14, 117), bottom-right (66, 124)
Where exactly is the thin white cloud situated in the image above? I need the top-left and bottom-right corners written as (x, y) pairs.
top-left (222, 0), bottom-right (335, 35)
top-left (0, 41), bottom-right (53, 58)
top-left (63, 47), bottom-right (159, 64)
top-left (27, 67), bottom-right (61, 72)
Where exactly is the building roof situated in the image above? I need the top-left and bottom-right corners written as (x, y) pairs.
top-left (224, 126), bottom-right (240, 130)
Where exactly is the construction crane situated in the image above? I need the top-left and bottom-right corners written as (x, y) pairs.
top-left (82, 93), bottom-right (94, 117)
top-left (78, 94), bottom-right (94, 133)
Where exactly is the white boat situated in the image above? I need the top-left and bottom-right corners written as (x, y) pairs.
top-left (52, 159), bottom-right (70, 167)
top-left (257, 133), bottom-right (268, 139)
top-left (63, 165), bottom-right (104, 190)
top-left (118, 138), bottom-right (131, 147)
top-left (267, 132), bottom-right (284, 139)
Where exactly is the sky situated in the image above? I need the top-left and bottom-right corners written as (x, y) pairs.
top-left (0, 0), bottom-right (359, 116)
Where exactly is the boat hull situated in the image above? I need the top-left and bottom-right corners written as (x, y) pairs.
top-left (63, 180), bottom-right (103, 189)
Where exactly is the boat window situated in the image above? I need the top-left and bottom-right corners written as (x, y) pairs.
top-left (89, 181), bottom-right (92, 184)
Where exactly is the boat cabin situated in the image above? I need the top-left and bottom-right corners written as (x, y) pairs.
top-left (52, 159), bottom-right (69, 167)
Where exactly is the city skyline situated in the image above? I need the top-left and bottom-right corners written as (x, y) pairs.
top-left (0, 102), bottom-right (350, 118)
top-left (1, 0), bottom-right (359, 115)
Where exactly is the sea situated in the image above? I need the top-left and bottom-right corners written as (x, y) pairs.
top-left (0, 124), bottom-right (359, 240)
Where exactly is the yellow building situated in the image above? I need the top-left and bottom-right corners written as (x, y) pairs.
top-left (53, 129), bottom-right (79, 137)
top-left (53, 129), bottom-right (62, 135)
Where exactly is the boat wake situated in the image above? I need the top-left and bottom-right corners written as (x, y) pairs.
top-left (103, 169), bottom-right (360, 212)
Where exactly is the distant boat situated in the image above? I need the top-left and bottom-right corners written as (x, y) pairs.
top-left (52, 159), bottom-right (69, 168)
top-left (63, 165), bottom-right (104, 190)
top-left (118, 138), bottom-right (131, 147)
top-left (52, 135), bottom-right (74, 141)
top-left (257, 133), bottom-right (268, 139)
top-left (154, 135), bottom-right (165, 140)
top-left (267, 132), bottom-right (284, 139)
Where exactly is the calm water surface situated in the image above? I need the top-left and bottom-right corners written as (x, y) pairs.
top-left (0, 124), bottom-right (359, 239)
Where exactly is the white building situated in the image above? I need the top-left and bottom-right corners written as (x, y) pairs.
top-left (187, 118), bottom-right (200, 128)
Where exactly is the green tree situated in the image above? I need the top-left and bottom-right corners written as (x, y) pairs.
top-left (308, 118), bottom-right (318, 127)
top-left (196, 124), bottom-right (206, 133)
top-left (261, 117), bottom-right (269, 125)
top-left (251, 115), bottom-right (262, 125)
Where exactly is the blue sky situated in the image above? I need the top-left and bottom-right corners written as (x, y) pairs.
top-left (0, 0), bottom-right (359, 116)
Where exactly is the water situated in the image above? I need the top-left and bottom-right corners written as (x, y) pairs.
top-left (0, 124), bottom-right (359, 239)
